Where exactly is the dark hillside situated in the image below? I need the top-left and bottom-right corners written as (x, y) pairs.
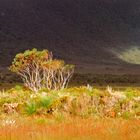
top-left (0, 0), bottom-right (140, 74)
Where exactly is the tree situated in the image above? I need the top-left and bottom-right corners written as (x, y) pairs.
top-left (9, 48), bottom-right (75, 92)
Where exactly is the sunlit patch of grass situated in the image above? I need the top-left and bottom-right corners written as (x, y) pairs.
top-left (0, 85), bottom-right (140, 139)
top-left (0, 117), bottom-right (140, 140)
top-left (112, 46), bottom-right (140, 65)
top-left (124, 88), bottom-right (140, 98)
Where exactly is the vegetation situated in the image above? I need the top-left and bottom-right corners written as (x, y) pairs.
top-left (0, 116), bottom-right (140, 140)
top-left (0, 85), bottom-right (140, 119)
top-left (9, 48), bottom-right (74, 92)
top-left (0, 85), bottom-right (140, 139)
top-left (114, 46), bottom-right (140, 65)
top-left (0, 48), bottom-right (140, 139)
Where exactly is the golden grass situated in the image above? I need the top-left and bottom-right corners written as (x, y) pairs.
top-left (0, 117), bottom-right (140, 140)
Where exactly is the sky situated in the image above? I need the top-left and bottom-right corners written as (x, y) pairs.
top-left (0, 0), bottom-right (140, 73)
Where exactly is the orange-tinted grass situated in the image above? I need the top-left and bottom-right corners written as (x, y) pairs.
top-left (0, 117), bottom-right (140, 140)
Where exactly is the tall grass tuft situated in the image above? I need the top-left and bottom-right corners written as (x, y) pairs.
top-left (25, 102), bottom-right (37, 115)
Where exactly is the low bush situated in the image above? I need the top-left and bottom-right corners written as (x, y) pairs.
top-left (0, 85), bottom-right (140, 119)
top-left (25, 102), bottom-right (37, 115)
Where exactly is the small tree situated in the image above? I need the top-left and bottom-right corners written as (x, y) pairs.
top-left (10, 48), bottom-right (74, 92)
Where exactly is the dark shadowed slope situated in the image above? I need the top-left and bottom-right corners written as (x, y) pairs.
top-left (0, 0), bottom-right (140, 74)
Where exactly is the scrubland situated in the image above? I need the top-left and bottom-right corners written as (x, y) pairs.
top-left (0, 49), bottom-right (140, 140)
top-left (0, 85), bottom-right (140, 140)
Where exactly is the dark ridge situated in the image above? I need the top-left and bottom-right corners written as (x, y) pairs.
top-left (0, 0), bottom-right (140, 74)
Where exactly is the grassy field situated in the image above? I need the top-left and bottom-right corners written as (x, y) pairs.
top-left (0, 84), bottom-right (140, 140)
top-left (0, 116), bottom-right (140, 140)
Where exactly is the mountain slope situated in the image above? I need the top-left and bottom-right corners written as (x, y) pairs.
top-left (0, 0), bottom-right (140, 74)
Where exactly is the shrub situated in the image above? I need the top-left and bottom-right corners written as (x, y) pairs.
top-left (39, 96), bottom-right (53, 108)
top-left (0, 85), bottom-right (139, 118)
top-left (25, 102), bottom-right (37, 115)
top-left (9, 48), bottom-right (75, 92)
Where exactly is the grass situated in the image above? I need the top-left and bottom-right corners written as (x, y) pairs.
top-left (0, 116), bottom-right (140, 140)
top-left (0, 84), bottom-right (140, 140)
top-left (114, 46), bottom-right (140, 65)
top-left (25, 102), bottom-right (37, 115)
top-left (0, 85), bottom-right (140, 118)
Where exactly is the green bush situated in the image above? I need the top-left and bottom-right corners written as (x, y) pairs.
top-left (39, 96), bottom-right (53, 108)
top-left (25, 102), bottom-right (37, 115)
top-left (122, 111), bottom-right (132, 119)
